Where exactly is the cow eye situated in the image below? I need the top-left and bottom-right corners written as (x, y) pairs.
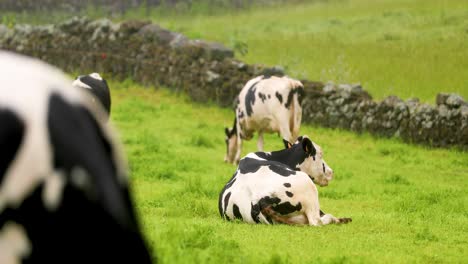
top-left (322, 163), bottom-right (325, 173)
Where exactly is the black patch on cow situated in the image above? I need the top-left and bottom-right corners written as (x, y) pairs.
top-left (268, 94), bottom-right (271, 99)
top-left (0, 109), bottom-right (24, 185)
top-left (285, 87), bottom-right (305, 109)
top-left (238, 110), bottom-right (244, 119)
top-left (274, 201), bottom-right (302, 215)
top-left (283, 183), bottom-right (291, 188)
top-left (262, 75), bottom-right (272, 79)
top-left (322, 163), bottom-right (326, 173)
top-left (0, 180), bottom-right (152, 263)
top-left (320, 210), bottom-right (325, 217)
top-left (238, 157), bottom-right (296, 177)
top-left (253, 144), bottom-right (309, 172)
top-left (48, 93), bottom-right (132, 229)
top-left (254, 151), bottom-right (271, 160)
top-left (218, 172), bottom-right (238, 217)
top-left (78, 75), bottom-right (111, 115)
top-left (233, 204), bottom-right (243, 220)
top-left (258, 92), bottom-right (267, 103)
top-left (275, 92), bottom-right (283, 104)
top-left (285, 191), bottom-right (293, 197)
top-left (251, 196), bottom-right (281, 224)
top-left (223, 192), bottom-right (232, 218)
top-left (245, 81), bottom-right (260, 116)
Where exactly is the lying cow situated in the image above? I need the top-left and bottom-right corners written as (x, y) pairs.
top-left (225, 75), bottom-right (304, 164)
top-left (0, 52), bottom-right (152, 263)
top-left (72, 72), bottom-right (111, 119)
top-left (218, 135), bottom-right (351, 226)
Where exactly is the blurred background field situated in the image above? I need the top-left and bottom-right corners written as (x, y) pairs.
top-left (2, 1), bottom-right (467, 262)
top-left (2, 0), bottom-right (468, 102)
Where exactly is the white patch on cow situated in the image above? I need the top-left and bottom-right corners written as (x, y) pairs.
top-left (89, 72), bottom-right (103, 80)
top-left (321, 214), bottom-right (338, 225)
top-left (72, 78), bottom-right (92, 89)
top-left (0, 222), bottom-right (32, 264)
top-left (72, 73), bottom-right (103, 90)
top-left (42, 170), bottom-right (66, 211)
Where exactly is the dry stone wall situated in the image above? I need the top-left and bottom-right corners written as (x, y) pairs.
top-left (0, 17), bottom-right (466, 149)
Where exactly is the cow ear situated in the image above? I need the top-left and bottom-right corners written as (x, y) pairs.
top-left (301, 137), bottom-right (316, 156)
top-left (283, 139), bottom-right (292, 149)
top-left (225, 127), bottom-right (230, 137)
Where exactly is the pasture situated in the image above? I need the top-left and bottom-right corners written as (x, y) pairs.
top-left (3, 1), bottom-right (467, 262)
top-left (4, 0), bottom-right (468, 102)
top-left (135, 0), bottom-right (468, 102)
top-left (111, 80), bottom-right (467, 263)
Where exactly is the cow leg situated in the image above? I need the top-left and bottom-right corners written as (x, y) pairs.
top-left (285, 214), bottom-right (308, 225)
top-left (257, 132), bottom-right (264, 151)
top-left (261, 205), bottom-right (298, 225)
top-left (320, 214), bottom-right (351, 225)
top-left (279, 126), bottom-right (293, 145)
top-left (302, 183), bottom-right (323, 226)
top-left (234, 138), bottom-right (242, 164)
top-left (319, 210), bottom-right (352, 225)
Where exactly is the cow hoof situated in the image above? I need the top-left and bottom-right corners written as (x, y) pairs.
top-left (338, 217), bottom-right (352, 224)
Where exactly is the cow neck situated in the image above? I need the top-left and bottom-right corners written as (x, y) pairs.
top-left (265, 145), bottom-right (307, 170)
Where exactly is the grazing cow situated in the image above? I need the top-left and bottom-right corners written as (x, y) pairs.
top-left (218, 136), bottom-right (351, 226)
top-left (0, 52), bottom-right (152, 263)
top-left (225, 75), bottom-right (304, 164)
top-left (72, 72), bottom-right (111, 119)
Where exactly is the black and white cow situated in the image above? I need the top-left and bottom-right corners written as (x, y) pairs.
top-left (225, 75), bottom-right (304, 164)
top-left (218, 136), bottom-right (351, 226)
top-left (72, 72), bottom-right (111, 119)
top-left (0, 52), bottom-right (152, 263)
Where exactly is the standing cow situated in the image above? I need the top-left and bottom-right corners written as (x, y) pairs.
top-left (72, 72), bottom-right (111, 119)
top-left (225, 75), bottom-right (304, 164)
top-left (0, 52), bottom-right (152, 263)
top-left (218, 135), bottom-right (351, 226)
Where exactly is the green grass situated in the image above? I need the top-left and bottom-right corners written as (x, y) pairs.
top-left (4, 0), bottom-right (468, 102)
top-left (139, 0), bottom-right (468, 102)
top-left (109, 80), bottom-right (468, 263)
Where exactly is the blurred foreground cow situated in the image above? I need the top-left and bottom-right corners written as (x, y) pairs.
top-left (0, 52), bottom-right (152, 263)
top-left (72, 72), bottom-right (111, 119)
top-left (219, 136), bottom-right (351, 225)
top-left (225, 75), bottom-right (304, 164)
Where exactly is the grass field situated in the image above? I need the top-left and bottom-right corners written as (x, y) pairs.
top-left (141, 0), bottom-right (468, 102)
top-left (4, 0), bottom-right (468, 102)
top-left (110, 80), bottom-right (467, 263)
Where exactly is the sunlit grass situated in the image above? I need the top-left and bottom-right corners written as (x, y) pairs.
top-left (146, 0), bottom-right (468, 102)
top-left (110, 80), bottom-right (468, 263)
top-left (5, 0), bottom-right (468, 102)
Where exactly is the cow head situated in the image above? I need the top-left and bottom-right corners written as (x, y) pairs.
top-left (224, 125), bottom-right (239, 164)
top-left (285, 136), bottom-right (333, 187)
top-left (72, 73), bottom-right (111, 117)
